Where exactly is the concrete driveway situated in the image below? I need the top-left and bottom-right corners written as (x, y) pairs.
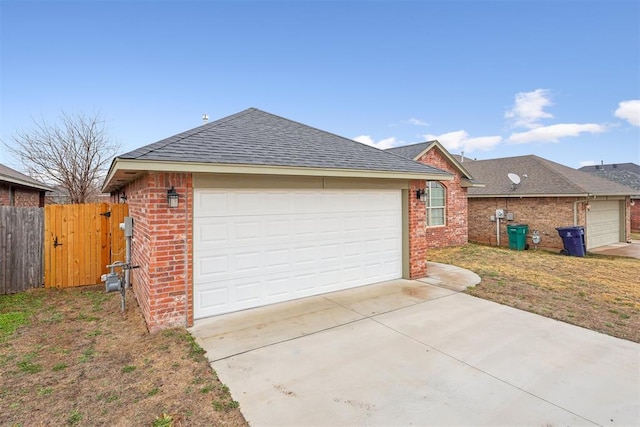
top-left (589, 240), bottom-right (640, 259)
top-left (190, 263), bottom-right (640, 426)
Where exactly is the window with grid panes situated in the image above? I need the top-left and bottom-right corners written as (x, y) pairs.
top-left (425, 181), bottom-right (445, 226)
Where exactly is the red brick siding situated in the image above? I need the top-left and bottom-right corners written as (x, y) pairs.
top-left (631, 201), bottom-right (640, 233)
top-left (468, 196), bottom-right (631, 250)
top-left (415, 150), bottom-right (468, 248)
top-left (0, 183), bottom-right (43, 207)
top-left (0, 184), bottom-right (8, 206)
top-left (122, 172), bottom-right (193, 332)
top-left (408, 180), bottom-right (428, 278)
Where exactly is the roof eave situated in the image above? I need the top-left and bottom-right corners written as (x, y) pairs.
top-left (0, 175), bottom-right (53, 192)
top-left (460, 179), bottom-right (485, 188)
top-left (102, 158), bottom-right (453, 193)
top-left (469, 193), bottom-right (591, 198)
top-left (468, 192), bottom-right (632, 198)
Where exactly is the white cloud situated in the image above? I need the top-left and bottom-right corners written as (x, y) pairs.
top-left (508, 123), bottom-right (606, 144)
top-left (353, 135), bottom-right (401, 150)
top-left (353, 135), bottom-right (374, 145)
top-left (614, 100), bottom-right (640, 126)
top-left (505, 89), bottom-right (553, 129)
top-left (403, 118), bottom-right (429, 127)
top-left (424, 130), bottom-right (502, 153)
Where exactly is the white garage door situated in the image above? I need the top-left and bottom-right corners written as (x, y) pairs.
top-left (586, 200), bottom-right (621, 249)
top-left (193, 189), bottom-right (402, 319)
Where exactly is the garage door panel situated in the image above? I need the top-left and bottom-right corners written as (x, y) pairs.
top-left (194, 189), bottom-right (402, 319)
top-left (234, 279), bottom-right (262, 305)
top-left (195, 236), bottom-right (401, 284)
top-left (198, 254), bottom-right (229, 277)
top-left (234, 221), bottom-right (262, 242)
top-left (586, 201), bottom-right (621, 249)
top-left (198, 285), bottom-right (229, 312)
top-left (264, 276), bottom-right (290, 298)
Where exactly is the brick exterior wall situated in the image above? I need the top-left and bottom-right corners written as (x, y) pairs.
top-left (0, 184), bottom-right (9, 206)
top-left (415, 149), bottom-right (468, 248)
top-left (0, 183), bottom-right (44, 207)
top-left (408, 180), bottom-right (428, 278)
top-left (468, 196), bottom-right (631, 250)
top-left (631, 201), bottom-right (640, 233)
top-left (123, 172), bottom-right (193, 332)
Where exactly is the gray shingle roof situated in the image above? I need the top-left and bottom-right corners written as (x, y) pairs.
top-left (118, 108), bottom-right (451, 176)
top-left (462, 155), bottom-right (635, 197)
top-left (385, 141), bottom-right (436, 160)
top-left (579, 163), bottom-right (640, 191)
top-left (0, 163), bottom-right (52, 191)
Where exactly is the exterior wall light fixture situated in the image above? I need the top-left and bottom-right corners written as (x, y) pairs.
top-left (167, 186), bottom-right (179, 208)
top-left (119, 192), bottom-right (127, 203)
top-left (416, 189), bottom-right (427, 202)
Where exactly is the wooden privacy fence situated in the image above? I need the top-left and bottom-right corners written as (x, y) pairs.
top-left (44, 203), bottom-right (128, 288)
top-left (0, 206), bottom-right (44, 294)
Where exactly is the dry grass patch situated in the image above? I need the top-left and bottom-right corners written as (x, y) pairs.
top-left (0, 286), bottom-right (247, 427)
top-left (428, 244), bottom-right (640, 342)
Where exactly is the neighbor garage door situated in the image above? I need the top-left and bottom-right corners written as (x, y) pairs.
top-left (586, 200), bottom-right (621, 249)
top-left (193, 189), bottom-right (402, 319)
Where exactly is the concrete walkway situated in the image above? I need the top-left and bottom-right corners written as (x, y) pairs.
top-left (190, 263), bottom-right (640, 426)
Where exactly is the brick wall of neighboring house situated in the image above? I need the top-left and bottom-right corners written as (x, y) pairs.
top-left (415, 150), bottom-right (468, 248)
top-left (408, 179), bottom-right (428, 278)
top-left (0, 183), bottom-right (9, 205)
top-left (468, 197), bottom-right (591, 251)
top-left (123, 172), bottom-right (193, 332)
top-left (0, 183), bottom-right (43, 207)
top-left (631, 201), bottom-right (640, 233)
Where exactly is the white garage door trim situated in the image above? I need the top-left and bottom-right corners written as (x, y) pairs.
top-left (193, 188), bottom-right (403, 319)
top-left (586, 200), bottom-right (621, 249)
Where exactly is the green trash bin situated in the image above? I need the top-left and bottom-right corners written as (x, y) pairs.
top-left (507, 224), bottom-right (529, 250)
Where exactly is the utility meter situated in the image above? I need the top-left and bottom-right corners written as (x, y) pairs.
top-left (119, 217), bottom-right (134, 237)
top-left (532, 230), bottom-right (541, 245)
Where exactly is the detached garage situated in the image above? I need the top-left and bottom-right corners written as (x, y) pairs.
top-left (103, 108), bottom-right (452, 331)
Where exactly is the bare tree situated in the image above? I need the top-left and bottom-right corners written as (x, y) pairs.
top-left (5, 112), bottom-right (119, 204)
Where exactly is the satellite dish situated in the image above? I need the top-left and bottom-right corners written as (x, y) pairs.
top-left (508, 173), bottom-right (521, 185)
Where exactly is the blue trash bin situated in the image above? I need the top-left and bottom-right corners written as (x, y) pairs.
top-left (556, 226), bottom-right (586, 257)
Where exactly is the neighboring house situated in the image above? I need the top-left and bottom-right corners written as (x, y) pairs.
top-left (102, 108), bottom-right (453, 331)
top-left (45, 185), bottom-right (112, 204)
top-left (0, 163), bottom-right (51, 207)
top-left (386, 140), bottom-right (483, 248)
top-left (579, 163), bottom-right (640, 232)
top-left (45, 185), bottom-right (72, 204)
top-left (460, 155), bottom-right (634, 251)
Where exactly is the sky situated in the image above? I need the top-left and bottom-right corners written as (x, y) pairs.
top-left (1, 0), bottom-right (639, 174)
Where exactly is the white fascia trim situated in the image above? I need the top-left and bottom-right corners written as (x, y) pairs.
top-left (0, 175), bottom-right (52, 192)
top-left (103, 159), bottom-right (454, 191)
